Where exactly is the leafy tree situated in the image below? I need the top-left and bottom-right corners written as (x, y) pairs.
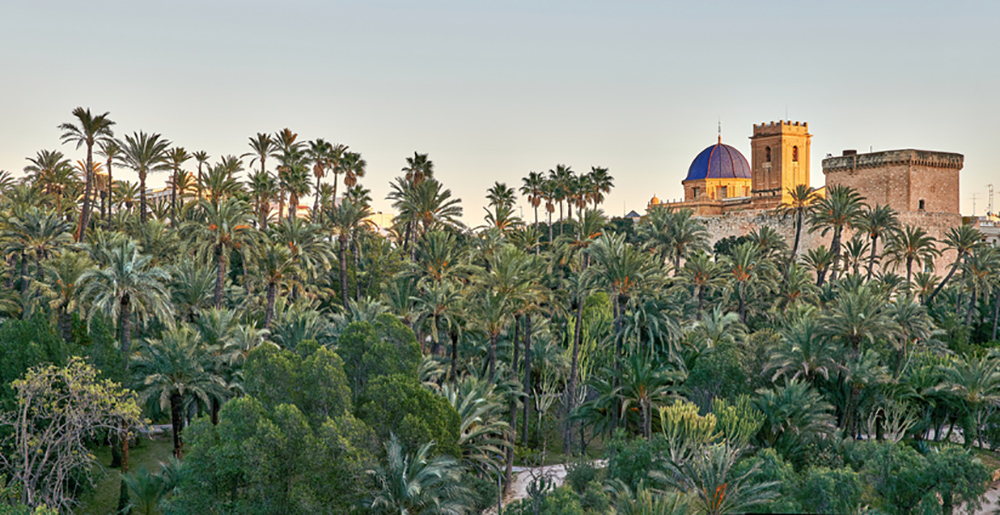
top-left (358, 374), bottom-right (462, 458)
top-left (59, 107), bottom-right (115, 241)
top-left (243, 342), bottom-right (352, 424)
top-left (337, 314), bottom-right (422, 401)
top-left (798, 466), bottom-right (863, 515)
top-left (0, 358), bottom-right (142, 512)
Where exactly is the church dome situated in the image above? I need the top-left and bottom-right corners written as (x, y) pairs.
top-left (685, 140), bottom-right (751, 181)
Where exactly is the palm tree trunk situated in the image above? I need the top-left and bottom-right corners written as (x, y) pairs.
top-left (867, 235), bottom-right (879, 280)
top-left (339, 235), bottom-right (350, 308)
top-left (522, 314), bottom-right (532, 447)
top-left (77, 144), bottom-right (94, 242)
top-left (791, 209), bottom-right (803, 261)
top-left (738, 283), bottom-right (747, 323)
top-left (450, 329), bottom-right (459, 385)
top-left (121, 297), bottom-right (132, 369)
top-left (966, 285), bottom-right (977, 327)
top-left (906, 257), bottom-right (913, 285)
top-left (211, 398), bottom-right (220, 426)
top-left (107, 159), bottom-right (114, 226)
top-left (829, 227), bottom-right (843, 281)
top-left (612, 294), bottom-right (625, 431)
top-left (313, 175), bottom-right (322, 216)
top-left (352, 239), bottom-right (362, 301)
top-left (565, 292), bottom-right (585, 455)
top-left (139, 171), bottom-right (148, 224)
top-left (170, 392), bottom-right (184, 458)
top-left (547, 211), bottom-right (554, 244)
top-left (928, 257), bottom-right (963, 305)
top-left (170, 172), bottom-right (178, 226)
top-left (58, 305), bottom-right (72, 342)
top-left (215, 247), bottom-right (225, 308)
top-left (265, 281), bottom-right (276, 329)
top-left (992, 288), bottom-right (1000, 341)
top-left (18, 252), bottom-right (27, 297)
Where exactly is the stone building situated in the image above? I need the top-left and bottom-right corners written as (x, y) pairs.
top-left (650, 121), bottom-right (965, 275)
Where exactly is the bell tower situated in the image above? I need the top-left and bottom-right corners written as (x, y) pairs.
top-left (750, 120), bottom-right (811, 208)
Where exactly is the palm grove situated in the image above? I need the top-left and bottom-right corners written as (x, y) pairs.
top-left (0, 107), bottom-right (997, 515)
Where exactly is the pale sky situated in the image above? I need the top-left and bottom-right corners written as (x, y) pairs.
top-left (2, 1), bottom-right (998, 222)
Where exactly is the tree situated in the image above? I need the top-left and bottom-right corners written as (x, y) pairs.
top-left (23, 150), bottom-right (76, 215)
top-left (81, 239), bottom-right (172, 366)
top-left (766, 315), bottom-right (844, 384)
top-left (97, 139), bottom-right (122, 223)
top-left (615, 352), bottom-right (684, 440)
top-left (59, 107), bottom-right (115, 242)
top-left (777, 184), bottom-right (818, 262)
top-left (639, 207), bottom-right (709, 272)
top-left (0, 358), bottom-right (141, 512)
top-left (327, 198), bottom-right (373, 307)
top-left (808, 184), bottom-right (864, 282)
top-left (661, 443), bottom-right (779, 515)
top-left (367, 434), bottom-right (472, 515)
top-left (724, 242), bottom-right (775, 323)
top-left (359, 374), bottom-right (462, 458)
top-left (402, 151), bottom-right (435, 185)
top-left (132, 325), bottom-right (224, 458)
top-left (928, 224), bottom-right (984, 305)
top-left (936, 352), bottom-right (1000, 449)
top-left (520, 171), bottom-right (546, 230)
top-left (191, 150), bottom-right (211, 202)
top-left (165, 146), bottom-right (192, 225)
top-left (855, 204), bottom-right (900, 280)
top-left (250, 238), bottom-right (300, 329)
top-left (119, 131), bottom-right (171, 223)
top-left (186, 199), bottom-right (254, 308)
top-left (885, 225), bottom-right (940, 284)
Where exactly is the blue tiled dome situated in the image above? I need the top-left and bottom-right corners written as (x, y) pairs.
top-left (685, 141), bottom-right (751, 181)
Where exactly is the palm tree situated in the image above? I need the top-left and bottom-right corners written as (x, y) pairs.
top-left (97, 140), bottom-right (122, 223)
top-left (247, 168), bottom-right (276, 229)
top-left (615, 352), bottom-right (684, 439)
top-left (766, 316), bottom-right (843, 383)
top-left (251, 237), bottom-right (300, 329)
top-left (80, 239), bottom-right (173, 364)
top-left (119, 132), bottom-right (171, 223)
top-left (520, 171), bottom-right (546, 230)
top-left (367, 434), bottom-right (471, 515)
top-left (132, 324), bottom-right (224, 458)
top-left (855, 204), bottom-right (900, 280)
top-left (885, 225), bottom-right (940, 284)
top-left (936, 352), bottom-right (1000, 448)
top-left (123, 467), bottom-right (164, 515)
top-left (841, 235), bottom-right (870, 277)
top-left (169, 257), bottom-right (216, 322)
top-left (588, 166), bottom-right (614, 209)
top-left (2, 207), bottom-right (75, 295)
top-left (306, 138), bottom-right (333, 215)
top-left (327, 198), bottom-right (373, 307)
top-left (59, 107), bottom-right (116, 242)
top-left (24, 149), bottom-right (77, 214)
top-left (777, 184), bottom-right (819, 262)
top-left (441, 377), bottom-right (509, 475)
top-left (679, 250), bottom-right (726, 316)
top-left (960, 246), bottom-right (1000, 326)
top-left (276, 149), bottom-right (311, 220)
top-left (388, 177), bottom-right (464, 244)
top-left (165, 147), bottom-right (191, 225)
top-left (549, 164), bottom-right (573, 227)
top-left (802, 245), bottom-right (835, 287)
top-left (639, 207), bottom-right (709, 272)
top-left (661, 444), bottom-right (779, 515)
top-left (186, 199), bottom-right (255, 308)
top-left (402, 151), bottom-right (434, 185)
top-left (342, 151), bottom-right (367, 190)
top-left (820, 285), bottom-right (896, 350)
top-left (45, 250), bottom-right (95, 341)
top-left (724, 242), bottom-right (775, 323)
top-left (808, 184), bottom-right (864, 282)
top-left (191, 150), bottom-right (210, 200)
top-left (927, 224), bottom-right (984, 305)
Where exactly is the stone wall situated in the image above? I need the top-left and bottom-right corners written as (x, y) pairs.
top-left (823, 149), bottom-right (962, 215)
top-left (694, 208), bottom-right (961, 277)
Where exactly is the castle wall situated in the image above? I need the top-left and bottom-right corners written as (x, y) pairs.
top-left (823, 149), bottom-right (962, 215)
top-left (696, 209), bottom-right (961, 277)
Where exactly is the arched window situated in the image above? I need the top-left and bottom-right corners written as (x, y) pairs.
top-left (793, 146), bottom-right (799, 162)
top-left (765, 146), bottom-right (771, 162)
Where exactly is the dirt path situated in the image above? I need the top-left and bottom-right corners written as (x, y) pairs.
top-left (481, 461), bottom-right (606, 515)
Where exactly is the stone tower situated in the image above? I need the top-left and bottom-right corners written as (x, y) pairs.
top-left (749, 121), bottom-right (811, 209)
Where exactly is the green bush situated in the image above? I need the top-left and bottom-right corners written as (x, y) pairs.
top-left (798, 466), bottom-right (863, 515)
top-left (565, 459), bottom-right (603, 494)
top-left (606, 430), bottom-right (668, 491)
top-left (357, 374), bottom-right (461, 457)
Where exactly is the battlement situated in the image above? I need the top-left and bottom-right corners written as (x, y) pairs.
top-left (752, 120), bottom-right (810, 137)
top-left (822, 149), bottom-right (964, 173)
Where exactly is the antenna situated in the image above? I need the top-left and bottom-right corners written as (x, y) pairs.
top-left (988, 184), bottom-right (994, 215)
top-left (970, 193), bottom-right (979, 216)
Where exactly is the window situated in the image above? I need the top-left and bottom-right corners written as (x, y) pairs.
top-left (692, 187), bottom-right (699, 198)
top-left (765, 146), bottom-right (771, 162)
top-left (719, 186), bottom-right (727, 199)
top-left (919, 199), bottom-right (926, 210)
top-left (793, 146), bottom-right (799, 162)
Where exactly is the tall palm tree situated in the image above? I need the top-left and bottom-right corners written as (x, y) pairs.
top-left (191, 150), bottom-right (211, 201)
top-left (960, 246), bottom-right (1000, 326)
top-left (80, 239), bottom-right (173, 364)
top-left (766, 316), bottom-right (844, 384)
top-left (367, 434), bottom-right (472, 515)
top-left (59, 107), bottom-right (115, 242)
top-left (936, 352), bottom-right (1000, 448)
top-left (342, 151), bottom-right (367, 191)
top-left (2, 207), bottom-right (75, 295)
top-left (203, 158), bottom-right (244, 206)
top-left (388, 177), bottom-right (463, 245)
top-left (306, 139), bottom-right (333, 215)
top-left (885, 225), bottom-right (940, 284)
top-left (165, 147), bottom-right (191, 225)
top-left (927, 224), bottom-right (984, 305)
top-left (186, 199), bottom-right (255, 308)
top-left (327, 198), bottom-right (373, 307)
top-left (247, 168), bottom-right (276, 229)
top-left (777, 184), bottom-right (818, 262)
top-left (588, 166), bottom-right (614, 209)
top-left (119, 132), bottom-right (171, 223)
top-left (97, 140), bottom-right (122, 223)
top-left (486, 182), bottom-right (516, 210)
top-left (132, 324), bottom-right (225, 458)
top-left (402, 151), bottom-right (434, 185)
top-left (520, 171), bottom-right (545, 230)
top-left (855, 204), bottom-right (900, 280)
top-left (808, 184), bottom-right (864, 282)
top-left (45, 250), bottom-right (95, 341)
top-left (614, 351), bottom-right (684, 440)
top-left (548, 164), bottom-right (573, 227)
top-left (679, 250), bottom-right (726, 315)
top-left (251, 238), bottom-right (300, 330)
top-left (802, 245), bottom-right (835, 287)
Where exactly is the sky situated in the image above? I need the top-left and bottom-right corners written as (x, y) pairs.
top-left (1, 0), bottom-right (998, 222)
